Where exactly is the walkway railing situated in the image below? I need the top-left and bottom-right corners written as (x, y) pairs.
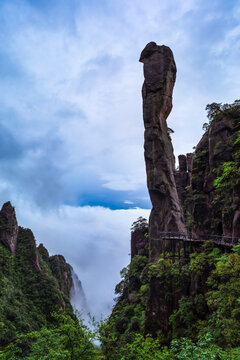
top-left (157, 232), bottom-right (240, 247)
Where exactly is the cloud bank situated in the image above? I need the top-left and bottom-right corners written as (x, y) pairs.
top-left (17, 201), bottom-right (150, 319)
top-left (0, 0), bottom-right (239, 209)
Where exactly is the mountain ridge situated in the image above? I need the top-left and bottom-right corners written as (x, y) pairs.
top-left (0, 201), bottom-right (77, 347)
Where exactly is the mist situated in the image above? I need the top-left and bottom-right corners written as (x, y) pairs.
top-left (17, 201), bottom-right (150, 319)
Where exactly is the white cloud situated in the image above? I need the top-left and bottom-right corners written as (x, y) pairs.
top-left (211, 24), bottom-right (240, 56)
top-left (1, 0), bottom-right (238, 207)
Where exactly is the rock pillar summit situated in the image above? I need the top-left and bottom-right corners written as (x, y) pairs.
top-left (139, 42), bottom-right (186, 260)
top-left (0, 201), bottom-right (18, 253)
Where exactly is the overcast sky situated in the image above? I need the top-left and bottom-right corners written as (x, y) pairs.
top-left (0, 0), bottom-right (240, 319)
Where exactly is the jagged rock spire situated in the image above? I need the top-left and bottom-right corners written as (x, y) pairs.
top-left (0, 201), bottom-right (19, 253)
top-left (140, 42), bottom-right (186, 260)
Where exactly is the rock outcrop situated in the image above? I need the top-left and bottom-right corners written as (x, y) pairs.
top-left (0, 201), bottom-right (18, 253)
top-left (38, 243), bottom-right (74, 299)
top-left (139, 42), bottom-right (186, 260)
top-left (104, 46), bottom-right (240, 354)
top-left (174, 154), bottom-right (192, 207)
top-left (17, 227), bottom-right (42, 272)
top-left (139, 42), bottom-right (187, 338)
top-left (0, 201), bottom-right (80, 346)
top-left (49, 254), bottom-right (73, 297)
top-left (177, 112), bottom-right (240, 240)
top-left (139, 48), bottom-right (240, 336)
top-left (131, 229), bottom-right (148, 259)
top-left (198, 116), bottom-right (237, 238)
top-left (71, 270), bottom-right (88, 318)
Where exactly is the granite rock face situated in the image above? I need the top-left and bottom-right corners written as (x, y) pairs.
top-left (131, 229), bottom-right (148, 259)
top-left (191, 116), bottom-right (238, 238)
top-left (38, 243), bottom-right (73, 298)
top-left (17, 227), bottom-right (42, 272)
top-left (139, 42), bottom-right (186, 260)
top-left (0, 201), bottom-right (79, 345)
top-left (0, 201), bottom-right (19, 253)
top-left (0, 200), bottom-right (74, 297)
top-left (174, 154), bottom-right (192, 208)
top-left (49, 255), bottom-right (73, 297)
top-left (109, 45), bottom-right (240, 345)
top-left (177, 113), bottom-right (240, 240)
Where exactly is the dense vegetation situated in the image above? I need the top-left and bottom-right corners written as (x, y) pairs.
top-left (0, 222), bottom-right (100, 359)
top-left (2, 240), bottom-right (240, 359)
top-left (98, 240), bottom-right (240, 359)
top-left (97, 102), bottom-right (240, 359)
top-left (0, 226), bottom-right (73, 348)
top-left (0, 311), bottom-right (97, 360)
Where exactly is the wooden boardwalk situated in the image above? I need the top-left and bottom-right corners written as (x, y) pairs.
top-left (156, 232), bottom-right (240, 247)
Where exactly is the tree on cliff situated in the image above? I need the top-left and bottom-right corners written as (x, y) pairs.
top-left (205, 100), bottom-right (240, 122)
top-left (205, 102), bottom-right (222, 121)
top-left (131, 217), bottom-right (148, 232)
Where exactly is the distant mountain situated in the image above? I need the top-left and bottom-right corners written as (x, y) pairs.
top-left (0, 201), bottom-right (80, 347)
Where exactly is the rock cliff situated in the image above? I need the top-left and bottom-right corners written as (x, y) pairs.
top-left (131, 229), bottom-right (148, 259)
top-left (49, 254), bottom-right (73, 297)
top-left (0, 201), bottom-right (18, 253)
top-left (175, 108), bottom-right (240, 240)
top-left (101, 44), bottom-right (240, 357)
top-left (139, 42), bottom-right (186, 261)
top-left (139, 43), bottom-right (240, 338)
top-left (0, 201), bottom-right (81, 346)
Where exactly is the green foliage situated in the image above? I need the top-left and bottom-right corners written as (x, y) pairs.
top-left (3, 229), bottom-right (240, 358)
top-left (138, 284), bottom-right (149, 306)
top-left (130, 217), bottom-right (148, 233)
top-left (0, 311), bottom-right (95, 360)
top-left (171, 292), bottom-right (209, 341)
top-left (189, 242), bottom-right (220, 274)
top-left (99, 254), bottom-right (150, 359)
top-left (96, 100), bottom-right (240, 358)
top-left (205, 100), bottom-right (240, 122)
top-left (185, 211), bottom-right (194, 232)
top-left (129, 255), bottom-right (148, 278)
top-left (205, 102), bottom-right (223, 121)
top-left (100, 238), bottom-right (240, 358)
top-left (121, 333), bottom-right (170, 360)
top-left (98, 331), bottom-right (240, 360)
top-left (206, 251), bottom-right (240, 346)
top-left (51, 311), bottom-right (95, 360)
top-left (0, 215), bottom-right (10, 232)
top-left (170, 336), bottom-right (230, 360)
top-left (232, 240), bottom-right (240, 254)
top-left (0, 227), bottom-right (73, 347)
top-left (214, 161), bottom-right (240, 189)
top-left (213, 123), bottom-right (240, 217)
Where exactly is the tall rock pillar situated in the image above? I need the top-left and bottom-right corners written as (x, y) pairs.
top-left (139, 42), bottom-right (186, 260)
top-left (0, 201), bottom-right (19, 253)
